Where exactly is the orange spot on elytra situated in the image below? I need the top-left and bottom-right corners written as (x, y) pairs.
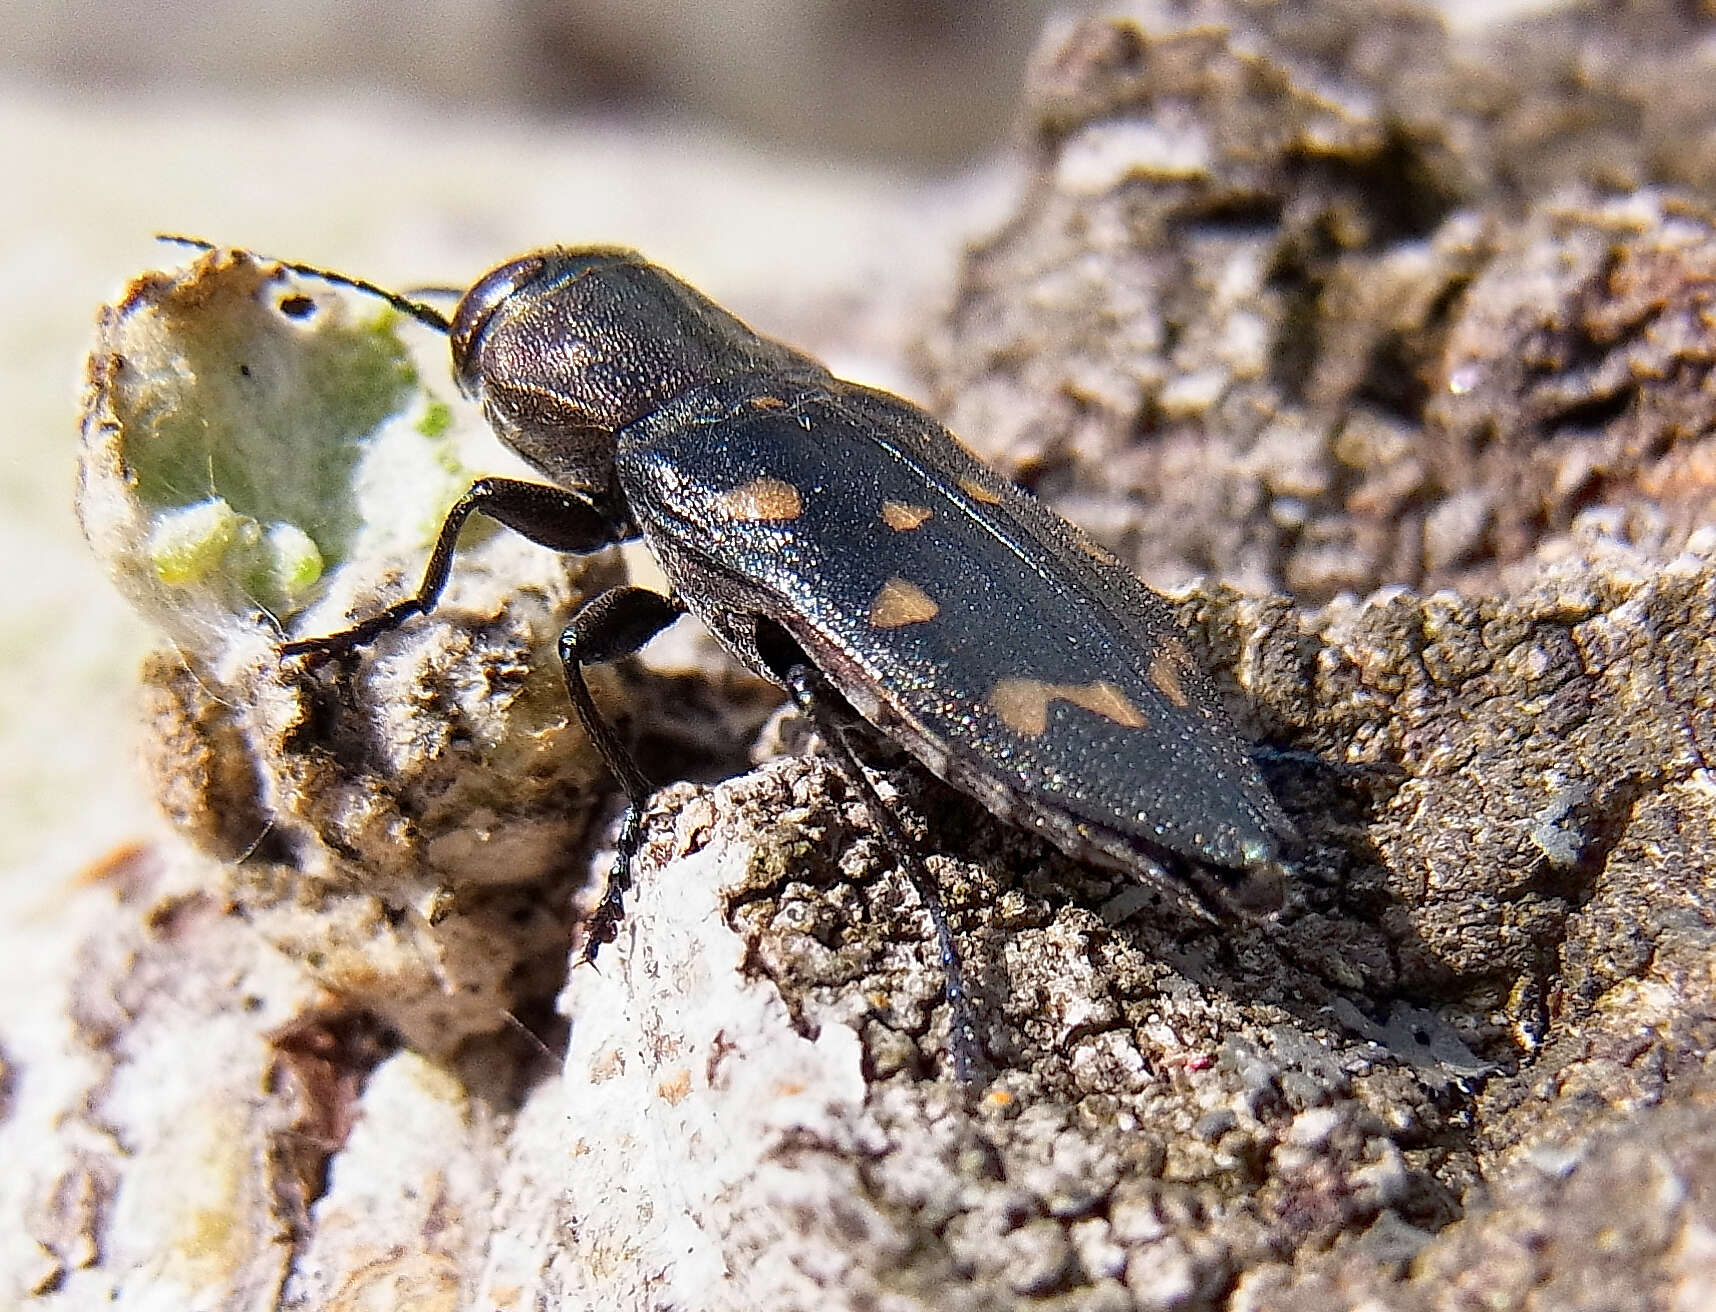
top-left (1066, 681), bottom-right (1148, 729)
top-left (868, 577), bottom-right (940, 628)
top-left (750, 395), bottom-right (787, 410)
top-left (718, 476), bottom-right (803, 522)
top-left (991, 678), bottom-right (1148, 737)
top-left (1149, 647), bottom-right (1191, 709)
top-left (957, 476), bottom-right (1004, 505)
top-left (881, 500), bottom-right (933, 531)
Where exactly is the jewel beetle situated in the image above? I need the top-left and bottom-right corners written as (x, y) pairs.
top-left (166, 239), bottom-right (1295, 1081)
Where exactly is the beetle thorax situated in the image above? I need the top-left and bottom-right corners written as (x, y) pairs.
top-left (450, 248), bottom-right (812, 492)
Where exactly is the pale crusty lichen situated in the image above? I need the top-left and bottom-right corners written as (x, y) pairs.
top-left (78, 248), bottom-right (622, 1050)
top-left (79, 248), bottom-right (468, 632)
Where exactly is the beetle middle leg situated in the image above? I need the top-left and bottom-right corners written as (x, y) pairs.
top-left (284, 476), bottom-right (630, 658)
top-left (556, 586), bottom-right (687, 962)
top-left (780, 663), bottom-right (984, 1085)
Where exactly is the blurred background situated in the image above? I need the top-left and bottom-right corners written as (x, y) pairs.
top-left (0, 0), bottom-right (1082, 926)
top-left (2, 0), bottom-right (1063, 165)
top-left (0, 0), bottom-right (1543, 924)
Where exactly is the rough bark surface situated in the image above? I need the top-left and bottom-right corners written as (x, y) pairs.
top-left (13, 2), bottom-right (1716, 1309)
top-left (926, 3), bottom-right (1716, 604)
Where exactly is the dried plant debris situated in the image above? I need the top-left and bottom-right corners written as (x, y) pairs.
top-left (58, 2), bottom-right (1716, 1308)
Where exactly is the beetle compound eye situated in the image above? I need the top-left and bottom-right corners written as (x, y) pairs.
top-left (449, 255), bottom-right (549, 397)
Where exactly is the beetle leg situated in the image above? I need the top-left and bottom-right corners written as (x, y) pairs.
top-left (781, 663), bottom-right (985, 1086)
top-left (557, 587), bottom-right (688, 963)
top-left (284, 476), bottom-right (629, 658)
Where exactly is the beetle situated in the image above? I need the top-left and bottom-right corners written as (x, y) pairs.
top-left (166, 239), bottom-right (1295, 1082)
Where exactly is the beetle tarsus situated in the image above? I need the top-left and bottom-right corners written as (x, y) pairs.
top-left (281, 597), bottom-right (427, 660)
top-left (580, 806), bottom-right (645, 965)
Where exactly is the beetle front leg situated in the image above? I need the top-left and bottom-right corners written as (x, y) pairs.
top-left (781, 663), bottom-right (985, 1086)
top-left (557, 587), bottom-right (688, 963)
top-left (284, 476), bottom-right (629, 658)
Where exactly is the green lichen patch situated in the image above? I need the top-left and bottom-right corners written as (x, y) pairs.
top-left (81, 248), bottom-right (474, 624)
top-left (416, 397), bottom-right (454, 439)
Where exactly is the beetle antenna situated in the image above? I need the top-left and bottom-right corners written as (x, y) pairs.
top-left (401, 284), bottom-right (465, 303)
top-left (156, 234), bottom-right (453, 334)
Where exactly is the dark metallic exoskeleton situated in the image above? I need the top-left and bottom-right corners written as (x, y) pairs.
top-left (180, 241), bottom-right (1296, 1082)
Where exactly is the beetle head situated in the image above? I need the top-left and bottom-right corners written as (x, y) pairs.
top-left (450, 248), bottom-right (811, 490)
